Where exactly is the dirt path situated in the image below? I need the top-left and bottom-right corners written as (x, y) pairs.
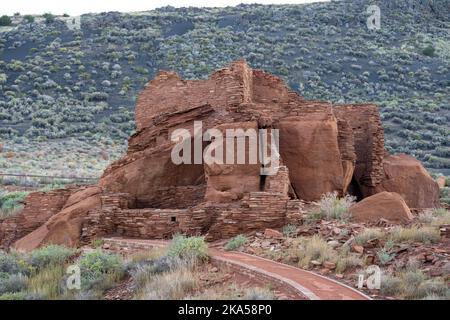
top-left (102, 237), bottom-right (371, 300)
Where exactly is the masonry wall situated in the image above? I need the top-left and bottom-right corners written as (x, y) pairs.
top-left (0, 188), bottom-right (73, 249)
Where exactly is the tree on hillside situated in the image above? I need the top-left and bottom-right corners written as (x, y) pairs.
top-left (24, 15), bottom-right (35, 23)
top-left (23, 15), bottom-right (35, 30)
top-left (0, 15), bottom-right (12, 26)
top-left (43, 13), bottom-right (55, 24)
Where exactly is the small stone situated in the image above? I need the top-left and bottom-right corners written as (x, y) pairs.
top-left (324, 261), bottom-right (336, 269)
top-left (264, 228), bottom-right (283, 239)
top-left (210, 267), bottom-right (218, 273)
top-left (335, 274), bottom-right (344, 279)
top-left (261, 241), bottom-right (271, 248)
top-left (327, 240), bottom-right (340, 248)
top-left (310, 260), bottom-right (322, 266)
top-left (352, 245), bottom-right (364, 254)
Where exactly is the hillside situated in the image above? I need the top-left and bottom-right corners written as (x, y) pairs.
top-left (0, 0), bottom-right (449, 177)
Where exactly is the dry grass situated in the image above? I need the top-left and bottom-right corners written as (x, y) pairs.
top-left (26, 265), bottom-right (65, 299)
top-left (389, 226), bottom-right (440, 244)
top-left (138, 267), bottom-right (198, 300)
top-left (355, 228), bottom-right (386, 246)
top-left (310, 192), bottom-right (356, 221)
top-left (294, 235), bottom-right (337, 268)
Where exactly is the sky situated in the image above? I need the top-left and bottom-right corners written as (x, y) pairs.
top-left (1, 0), bottom-right (328, 16)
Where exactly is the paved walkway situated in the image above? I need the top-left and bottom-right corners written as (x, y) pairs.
top-left (102, 237), bottom-right (371, 300)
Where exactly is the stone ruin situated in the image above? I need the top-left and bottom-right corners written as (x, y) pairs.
top-left (0, 60), bottom-right (440, 251)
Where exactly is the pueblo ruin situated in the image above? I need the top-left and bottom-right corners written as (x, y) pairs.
top-left (0, 60), bottom-right (440, 251)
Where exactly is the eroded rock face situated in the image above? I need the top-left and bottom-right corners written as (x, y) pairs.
top-left (376, 154), bottom-right (440, 209)
top-left (13, 186), bottom-right (102, 251)
top-left (278, 112), bottom-right (345, 201)
top-left (349, 191), bottom-right (413, 223)
top-left (2, 60), bottom-right (440, 249)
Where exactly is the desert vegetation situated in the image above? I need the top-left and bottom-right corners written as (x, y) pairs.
top-left (0, 235), bottom-right (277, 300)
top-left (0, 1), bottom-right (448, 177)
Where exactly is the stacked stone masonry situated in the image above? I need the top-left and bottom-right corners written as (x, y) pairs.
top-left (3, 61), bottom-right (440, 250)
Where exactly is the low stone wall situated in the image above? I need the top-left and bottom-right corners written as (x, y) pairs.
top-left (81, 189), bottom-right (304, 243)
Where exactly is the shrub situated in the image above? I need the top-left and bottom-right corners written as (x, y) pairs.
top-left (26, 264), bottom-right (64, 299)
top-left (380, 275), bottom-right (402, 296)
top-left (0, 191), bottom-right (28, 215)
top-left (167, 235), bottom-right (208, 262)
top-left (418, 210), bottom-right (434, 224)
top-left (23, 15), bottom-right (35, 24)
top-left (0, 292), bottom-right (28, 300)
top-left (417, 279), bottom-right (448, 299)
top-left (130, 255), bottom-right (183, 290)
top-left (140, 267), bottom-right (198, 300)
top-left (400, 269), bottom-right (426, 299)
top-left (0, 251), bottom-right (23, 275)
top-left (422, 45), bottom-right (435, 57)
top-left (295, 235), bottom-right (336, 268)
top-left (225, 235), bottom-right (247, 251)
top-left (431, 208), bottom-right (450, 226)
top-left (28, 245), bottom-right (74, 270)
top-left (389, 226), bottom-right (440, 244)
top-left (244, 287), bottom-right (275, 300)
top-left (0, 15), bottom-right (12, 26)
top-left (335, 253), bottom-right (362, 274)
top-left (42, 13), bottom-right (55, 24)
top-left (355, 228), bottom-right (385, 246)
top-left (0, 273), bottom-right (27, 294)
top-left (377, 249), bottom-right (395, 265)
top-left (313, 192), bottom-right (355, 221)
top-left (91, 239), bottom-right (104, 248)
top-left (282, 224), bottom-right (297, 237)
top-left (77, 250), bottom-right (124, 291)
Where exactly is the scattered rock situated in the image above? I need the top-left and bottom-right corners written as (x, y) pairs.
top-left (264, 228), bottom-right (283, 239)
top-left (352, 245), bottom-right (364, 254)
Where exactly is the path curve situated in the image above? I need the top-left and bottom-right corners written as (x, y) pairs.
top-left (102, 237), bottom-right (371, 300)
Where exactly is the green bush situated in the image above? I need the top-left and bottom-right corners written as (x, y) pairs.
top-left (0, 251), bottom-right (23, 275)
top-left (167, 235), bottom-right (208, 262)
top-left (23, 15), bottom-right (35, 24)
top-left (0, 273), bottom-right (27, 295)
top-left (0, 191), bottom-right (28, 212)
top-left (78, 250), bottom-right (123, 291)
top-left (225, 235), bottom-right (248, 251)
top-left (42, 13), bottom-right (55, 24)
top-left (0, 15), bottom-right (12, 26)
top-left (422, 45), bottom-right (435, 57)
top-left (28, 245), bottom-right (74, 270)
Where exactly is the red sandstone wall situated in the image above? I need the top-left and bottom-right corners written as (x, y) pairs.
top-left (0, 188), bottom-right (73, 249)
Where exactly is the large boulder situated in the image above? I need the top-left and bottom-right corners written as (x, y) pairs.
top-left (278, 113), bottom-right (346, 201)
top-left (349, 191), bottom-right (413, 223)
top-left (378, 154), bottom-right (440, 208)
top-left (13, 187), bottom-right (102, 251)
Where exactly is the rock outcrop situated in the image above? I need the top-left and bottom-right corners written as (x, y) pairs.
top-left (376, 154), bottom-right (440, 209)
top-left (0, 60), bottom-right (441, 250)
top-left (13, 186), bottom-right (102, 251)
top-left (349, 192), bottom-right (413, 223)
